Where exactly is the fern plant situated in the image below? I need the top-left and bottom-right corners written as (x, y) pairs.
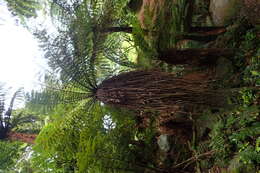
top-left (209, 105), bottom-right (260, 168)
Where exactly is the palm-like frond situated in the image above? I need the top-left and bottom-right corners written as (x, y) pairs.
top-left (5, 88), bottom-right (24, 117)
top-left (103, 32), bottom-right (138, 68)
top-left (49, 0), bottom-right (78, 31)
top-left (46, 0), bottom-right (137, 70)
top-left (27, 85), bottom-right (95, 106)
top-left (10, 112), bottom-right (39, 130)
top-left (5, 0), bottom-right (40, 19)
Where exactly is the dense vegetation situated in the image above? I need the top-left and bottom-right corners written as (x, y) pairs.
top-left (0, 0), bottom-right (259, 172)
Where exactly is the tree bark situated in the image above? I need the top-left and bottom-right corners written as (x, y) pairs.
top-left (96, 70), bottom-right (229, 113)
top-left (99, 26), bottom-right (133, 33)
top-left (1, 128), bottom-right (36, 144)
top-left (6, 131), bottom-right (36, 144)
top-left (183, 26), bottom-right (227, 42)
top-left (0, 128), bottom-right (9, 140)
top-left (180, 34), bottom-right (219, 42)
top-left (158, 48), bottom-right (235, 66)
top-left (189, 26), bottom-right (227, 34)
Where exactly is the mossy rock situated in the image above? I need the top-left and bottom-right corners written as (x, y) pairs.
top-left (216, 57), bottom-right (235, 82)
top-left (210, 0), bottom-right (243, 26)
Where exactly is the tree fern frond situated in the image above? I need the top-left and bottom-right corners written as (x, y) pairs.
top-left (49, 0), bottom-right (75, 31)
top-left (6, 88), bottom-right (24, 113)
top-left (103, 32), bottom-right (137, 68)
top-left (10, 112), bottom-right (39, 129)
top-left (5, 0), bottom-right (40, 19)
top-left (26, 85), bottom-right (95, 108)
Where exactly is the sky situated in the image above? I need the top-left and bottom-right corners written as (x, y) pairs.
top-left (0, 1), bottom-right (48, 92)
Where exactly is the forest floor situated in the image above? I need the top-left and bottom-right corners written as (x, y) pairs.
top-left (131, 0), bottom-right (260, 172)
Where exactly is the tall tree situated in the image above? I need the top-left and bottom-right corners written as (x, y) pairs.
top-left (28, 53), bottom-right (238, 116)
top-left (95, 70), bottom-right (227, 111)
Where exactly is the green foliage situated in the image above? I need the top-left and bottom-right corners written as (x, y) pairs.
top-left (239, 88), bottom-right (258, 106)
top-left (241, 30), bottom-right (258, 50)
top-left (222, 24), bottom-right (260, 78)
top-left (134, 0), bottom-right (188, 51)
top-left (132, 20), bottom-right (158, 61)
top-left (47, 0), bottom-right (137, 70)
top-left (131, 0), bottom-right (191, 69)
top-left (209, 105), bottom-right (260, 167)
top-left (191, 24), bottom-right (260, 172)
top-left (102, 32), bottom-right (138, 69)
top-left (0, 141), bottom-right (25, 170)
top-left (3, 0), bottom-right (41, 26)
top-left (4, 0), bottom-right (40, 18)
top-left (31, 104), bottom-right (85, 172)
top-left (242, 49), bottom-right (260, 86)
top-left (157, 0), bottom-right (188, 50)
top-left (10, 109), bottom-right (42, 134)
top-left (31, 100), bottom-right (156, 172)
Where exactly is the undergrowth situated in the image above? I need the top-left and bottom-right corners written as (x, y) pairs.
top-left (194, 23), bottom-right (260, 172)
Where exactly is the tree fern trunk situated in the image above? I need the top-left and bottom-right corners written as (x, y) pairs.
top-left (189, 26), bottom-right (226, 34)
top-left (158, 48), bottom-right (235, 66)
top-left (6, 131), bottom-right (36, 144)
top-left (99, 27), bottom-right (133, 33)
top-left (96, 70), bottom-right (229, 113)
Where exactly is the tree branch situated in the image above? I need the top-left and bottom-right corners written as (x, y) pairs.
top-left (172, 150), bottom-right (215, 169)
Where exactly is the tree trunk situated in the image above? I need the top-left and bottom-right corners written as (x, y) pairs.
top-left (0, 128), bottom-right (9, 140)
top-left (189, 26), bottom-right (227, 34)
top-left (96, 70), bottom-right (229, 113)
top-left (181, 26), bottom-right (227, 42)
top-left (158, 48), bottom-right (235, 66)
top-left (6, 131), bottom-right (36, 144)
top-left (99, 26), bottom-right (133, 33)
top-left (1, 128), bottom-right (36, 144)
top-left (98, 26), bottom-right (225, 42)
